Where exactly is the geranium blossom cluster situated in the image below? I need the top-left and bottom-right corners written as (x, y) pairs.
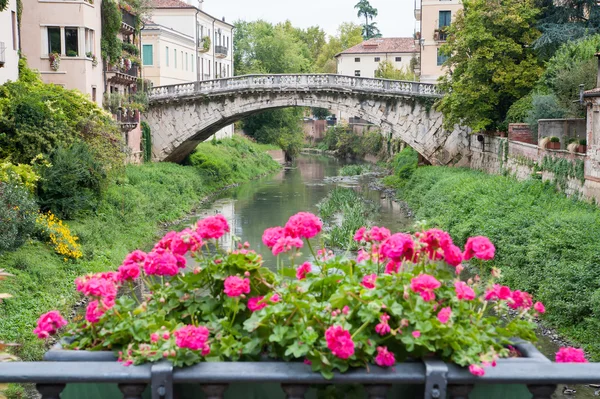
top-left (34, 212), bottom-right (585, 378)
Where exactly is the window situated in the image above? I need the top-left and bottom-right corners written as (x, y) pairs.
top-left (439, 11), bottom-right (451, 28)
top-left (185, 53), bottom-right (188, 71)
top-left (355, 57), bottom-right (360, 62)
top-left (227, 64), bottom-right (229, 77)
top-left (11, 12), bottom-right (17, 50)
top-left (65, 27), bottom-right (78, 56)
top-left (354, 70), bottom-right (361, 76)
top-left (374, 57), bottom-right (380, 62)
top-left (191, 56), bottom-right (194, 72)
top-left (174, 48), bottom-right (177, 68)
top-left (395, 56), bottom-right (402, 62)
top-left (142, 44), bottom-right (153, 65)
top-left (437, 48), bottom-right (448, 66)
top-left (92, 87), bottom-right (96, 103)
top-left (47, 27), bottom-right (61, 54)
top-left (84, 29), bottom-right (94, 55)
top-left (166, 46), bottom-right (169, 66)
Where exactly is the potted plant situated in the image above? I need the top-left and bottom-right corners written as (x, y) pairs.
top-left (49, 53), bottom-right (60, 71)
top-left (66, 50), bottom-right (77, 57)
top-left (578, 139), bottom-right (587, 154)
top-left (200, 36), bottom-right (211, 53)
top-left (547, 136), bottom-right (560, 150)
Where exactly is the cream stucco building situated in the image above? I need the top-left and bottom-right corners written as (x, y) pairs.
top-left (0, 0), bottom-right (19, 84)
top-left (142, 0), bottom-right (234, 137)
top-left (414, 0), bottom-right (462, 83)
top-left (335, 37), bottom-right (418, 79)
top-left (20, 0), bottom-right (104, 106)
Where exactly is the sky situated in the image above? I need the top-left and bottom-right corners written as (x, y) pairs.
top-left (203, 0), bottom-right (416, 39)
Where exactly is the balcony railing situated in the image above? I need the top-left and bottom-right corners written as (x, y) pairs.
top-left (121, 10), bottom-right (136, 33)
top-left (3, 344), bottom-right (600, 399)
top-left (106, 64), bottom-right (139, 85)
top-left (0, 42), bottom-right (5, 66)
top-left (215, 45), bottom-right (228, 58)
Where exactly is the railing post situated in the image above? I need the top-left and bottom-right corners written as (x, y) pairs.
top-left (118, 383), bottom-right (147, 399)
top-left (424, 359), bottom-right (448, 399)
top-left (527, 385), bottom-right (556, 399)
top-left (151, 361), bottom-right (173, 399)
top-left (36, 383), bottom-right (65, 399)
top-left (201, 384), bottom-right (229, 399)
top-left (281, 384), bottom-right (309, 399)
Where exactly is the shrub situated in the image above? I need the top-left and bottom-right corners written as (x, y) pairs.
top-left (37, 142), bottom-right (106, 219)
top-left (526, 94), bottom-right (567, 135)
top-left (0, 161), bottom-right (40, 193)
top-left (0, 182), bottom-right (38, 252)
top-left (35, 212), bottom-right (82, 260)
top-left (390, 147), bottom-right (418, 180)
top-left (339, 164), bottom-right (369, 176)
top-left (505, 93), bottom-right (533, 124)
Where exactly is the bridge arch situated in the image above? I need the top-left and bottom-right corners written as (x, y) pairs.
top-left (146, 74), bottom-right (471, 164)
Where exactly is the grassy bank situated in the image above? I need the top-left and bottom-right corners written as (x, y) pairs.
top-left (390, 166), bottom-right (600, 358)
top-left (0, 136), bottom-right (280, 361)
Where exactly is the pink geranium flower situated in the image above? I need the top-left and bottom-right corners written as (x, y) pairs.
top-left (380, 233), bottom-right (415, 262)
top-left (284, 212), bottom-right (322, 239)
top-left (469, 364), bottom-right (485, 376)
top-left (534, 301), bottom-right (546, 314)
top-left (117, 261), bottom-right (140, 282)
top-left (444, 245), bottom-right (463, 267)
top-left (354, 227), bottom-right (366, 242)
top-left (144, 248), bottom-right (184, 276)
top-left (85, 300), bottom-right (110, 324)
top-left (410, 274), bottom-right (441, 302)
top-left (247, 296), bottom-right (267, 312)
top-left (384, 260), bottom-right (401, 274)
top-left (196, 214), bottom-right (230, 240)
top-left (437, 307), bottom-right (452, 324)
top-left (223, 276), bottom-right (251, 297)
top-left (556, 347), bottom-right (587, 363)
top-left (455, 281), bottom-right (476, 301)
top-left (174, 325), bottom-right (210, 355)
top-left (484, 284), bottom-right (512, 301)
top-left (262, 226), bottom-right (285, 248)
top-left (33, 310), bottom-right (68, 339)
top-left (325, 325), bottom-right (355, 359)
top-left (412, 330), bottom-right (421, 338)
top-left (463, 236), bottom-right (495, 261)
top-left (507, 290), bottom-right (533, 310)
top-left (361, 274), bottom-right (377, 289)
top-left (375, 314), bottom-right (391, 336)
top-left (272, 236), bottom-right (303, 256)
top-left (75, 273), bottom-right (118, 301)
top-left (375, 346), bottom-right (396, 367)
top-left (296, 262), bottom-right (312, 280)
top-left (417, 229), bottom-right (453, 261)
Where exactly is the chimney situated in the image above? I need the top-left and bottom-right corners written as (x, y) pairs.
top-left (596, 52), bottom-right (600, 88)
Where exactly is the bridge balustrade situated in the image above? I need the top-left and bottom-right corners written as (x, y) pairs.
top-left (147, 74), bottom-right (442, 102)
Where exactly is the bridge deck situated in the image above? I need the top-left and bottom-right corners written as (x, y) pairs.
top-left (148, 74), bottom-right (442, 102)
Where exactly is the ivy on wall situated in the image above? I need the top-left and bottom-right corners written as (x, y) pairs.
top-left (141, 121), bottom-right (152, 162)
top-left (540, 155), bottom-right (585, 191)
top-left (101, 0), bottom-right (122, 64)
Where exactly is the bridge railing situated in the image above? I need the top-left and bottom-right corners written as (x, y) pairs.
top-left (147, 74), bottom-right (442, 101)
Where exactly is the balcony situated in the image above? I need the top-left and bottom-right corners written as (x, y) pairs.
top-left (121, 10), bottom-right (136, 34)
top-left (198, 38), bottom-right (210, 53)
top-left (434, 28), bottom-right (448, 42)
top-left (115, 107), bottom-right (140, 130)
top-left (106, 64), bottom-right (139, 85)
top-left (215, 45), bottom-right (228, 58)
top-left (0, 42), bottom-right (5, 68)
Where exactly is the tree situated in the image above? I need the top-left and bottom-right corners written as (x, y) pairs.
top-left (375, 60), bottom-right (418, 81)
top-left (314, 23), bottom-right (363, 73)
top-left (534, 0), bottom-right (600, 58)
top-left (354, 0), bottom-right (381, 39)
top-left (437, 0), bottom-right (543, 131)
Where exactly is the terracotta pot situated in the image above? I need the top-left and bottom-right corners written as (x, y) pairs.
top-left (546, 141), bottom-right (560, 150)
top-left (578, 145), bottom-right (587, 153)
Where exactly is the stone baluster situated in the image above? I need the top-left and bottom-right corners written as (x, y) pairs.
top-left (281, 384), bottom-right (309, 399)
top-left (118, 383), bottom-right (147, 399)
top-left (36, 384), bottom-right (65, 399)
top-left (201, 384), bottom-right (229, 399)
top-left (527, 385), bottom-right (556, 399)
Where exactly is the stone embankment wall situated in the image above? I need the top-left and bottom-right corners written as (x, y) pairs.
top-left (469, 134), bottom-right (600, 202)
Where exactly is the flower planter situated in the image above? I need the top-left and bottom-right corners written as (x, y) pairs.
top-left (44, 342), bottom-right (545, 399)
top-left (546, 142), bottom-right (560, 150)
top-left (578, 145), bottom-right (587, 153)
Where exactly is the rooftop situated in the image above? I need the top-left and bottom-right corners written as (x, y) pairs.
top-left (151, 0), bottom-right (234, 27)
top-left (336, 38), bottom-right (418, 57)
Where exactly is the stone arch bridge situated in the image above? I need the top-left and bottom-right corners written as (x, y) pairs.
top-left (146, 74), bottom-right (471, 164)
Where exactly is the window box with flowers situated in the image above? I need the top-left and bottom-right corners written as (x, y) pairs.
top-left (37, 213), bottom-right (588, 398)
top-left (49, 52), bottom-right (60, 71)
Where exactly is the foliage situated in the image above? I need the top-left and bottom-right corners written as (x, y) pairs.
top-left (101, 0), bottom-right (122, 64)
top-left (0, 61), bottom-right (123, 168)
top-left (321, 125), bottom-right (383, 159)
top-left (35, 212), bottom-right (82, 260)
top-left (141, 121), bottom-right (152, 163)
top-left (37, 142), bottom-right (106, 220)
top-left (121, 42), bottom-right (139, 56)
top-left (540, 155), bottom-right (585, 190)
top-left (0, 161), bottom-right (40, 193)
top-left (505, 93), bottom-right (534, 124)
top-left (375, 61), bottom-right (418, 81)
top-left (188, 136), bottom-right (280, 184)
top-left (391, 147), bottom-right (419, 180)
top-left (40, 212), bottom-right (542, 379)
top-left (0, 139), bottom-right (281, 361)
top-left (0, 182), bottom-right (38, 253)
top-left (392, 166), bottom-right (600, 359)
top-left (241, 109), bottom-right (305, 160)
top-left (312, 108), bottom-right (330, 120)
top-left (0, 0), bottom-right (7, 11)
top-left (534, 0), bottom-right (600, 58)
top-left (355, 0), bottom-right (381, 39)
top-left (541, 35), bottom-right (600, 87)
top-left (318, 188), bottom-right (377, 250)
top-left (339, 164), bottom-right (370, 176)
top-left (437, 0), bottom-right (543, 131)
top-left (314, 23), bottom-right (363, 73)
top-left (525, 93), bottom-right (567, 135)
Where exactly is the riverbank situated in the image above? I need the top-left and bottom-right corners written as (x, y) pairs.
top-left (0, 136), bottom-right (280, 361)
top-left (388, 165), bottom-right (600, 359)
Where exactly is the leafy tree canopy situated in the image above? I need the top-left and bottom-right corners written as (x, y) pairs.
top-left (375, 60), bottom-right (418, 81)
top-left (437, 0), bottom-right (543, 131)
top-left (314, 22), bottom-right (363, 73)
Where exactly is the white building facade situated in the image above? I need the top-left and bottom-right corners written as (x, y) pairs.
top-left (143, 0), bottom-right (234, 137)
top-left (0, 0), bottom-right (21, 84)
top-left (336, 38), bottom-right (418, 79)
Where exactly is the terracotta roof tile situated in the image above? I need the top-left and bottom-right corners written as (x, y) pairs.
top-left (152, 0), bottom-right (194, 8)
top-left (336, 38), bottom-right (418, 56)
